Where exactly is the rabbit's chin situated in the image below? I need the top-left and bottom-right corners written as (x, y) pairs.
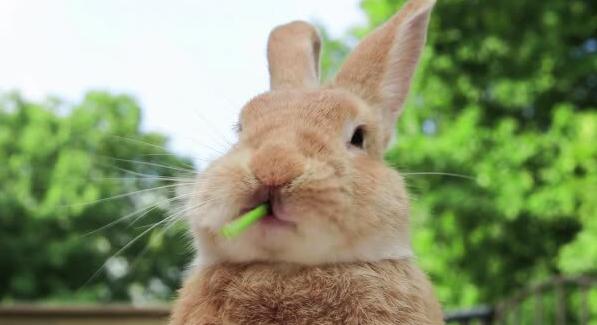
top-left (190, 218), bottom-right (413, 267)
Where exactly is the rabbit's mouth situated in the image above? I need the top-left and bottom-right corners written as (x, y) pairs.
top-left (258, 201), bottom-right (296, 228)
top-left (226, 183), bottom-right (301, 236)
top-left (239, 192), bottom-right (297, 231)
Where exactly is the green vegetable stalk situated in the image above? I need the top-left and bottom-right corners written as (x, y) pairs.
top-left (219, 203), bottom-right (268, 239)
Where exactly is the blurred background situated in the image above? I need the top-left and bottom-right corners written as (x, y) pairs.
top-left (1, 0), bottom-right (595, 324)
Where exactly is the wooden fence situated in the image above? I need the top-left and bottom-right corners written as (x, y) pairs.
top-left (0, 305), bottom-right (170, 325)
top-left (446, 275), bottom-right (596, 324)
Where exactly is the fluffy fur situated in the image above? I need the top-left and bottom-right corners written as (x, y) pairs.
top-left (171, 261), bottom-right (443, 325)
top-left (171, 0), bottom-right (443, 323)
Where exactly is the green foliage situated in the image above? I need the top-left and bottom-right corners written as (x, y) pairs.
top-left (0, 92), bottom-right (193, 303)
top-left (322, 0), bottom-right (597, 307)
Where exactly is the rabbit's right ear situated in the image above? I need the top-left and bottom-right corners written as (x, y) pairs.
top-left (267, 21), bottom-right (321, 90)
top-left (334, 0), bottom-right (435, 145)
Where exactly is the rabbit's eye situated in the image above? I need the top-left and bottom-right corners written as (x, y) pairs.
top-left (233, 122), bottom-right (242, 133)
top-left (350, 126), bottom-right (365, 148)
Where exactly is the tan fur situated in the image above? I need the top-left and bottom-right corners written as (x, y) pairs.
top-left (335, 0), bottom-right (435, 146)
top-left (171, 260), bottom-right (443, 325)
top-left (172, 0), bottom-right (443, 323)
top-left (268, 21), bottom-right (321, 90)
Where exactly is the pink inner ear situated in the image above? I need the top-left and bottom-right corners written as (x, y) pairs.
top-left (267, 21), bottom-right (322, 91)
top-left (381, 2), bottom-right (434, 117)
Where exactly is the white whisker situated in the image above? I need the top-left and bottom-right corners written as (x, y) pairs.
top-left (79, 199), bottom-right (206, 289)
top-left (95, 176), bottom-right (195, 183)
top-left (60, 183), bottom-right (184, 208)
top-left (104, 157), bottom-right (197, 174)
top-left (401, 172), bottom-right (475, 181)
top-left (192, 110), bottom-right (234, 148)
top-left (108, 135), bottom-right (171, 152)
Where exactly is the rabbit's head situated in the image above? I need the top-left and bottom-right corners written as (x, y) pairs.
top-left (186, 0), bottom-right (435, 265)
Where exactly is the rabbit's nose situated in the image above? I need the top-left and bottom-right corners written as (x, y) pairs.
top-left (250, 144), bottom-right (304, 187)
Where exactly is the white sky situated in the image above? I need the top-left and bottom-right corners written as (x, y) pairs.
top-left (0, 0), bottom-right (364, 163)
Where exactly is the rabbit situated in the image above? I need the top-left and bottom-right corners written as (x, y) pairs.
top-left (170, 0), bottom-right (443, 323)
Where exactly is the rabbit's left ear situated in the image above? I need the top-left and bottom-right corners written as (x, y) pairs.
top-left (334, 0), bottom-right (435, 143)
top-left (267, 21), bottom-right (321, 90)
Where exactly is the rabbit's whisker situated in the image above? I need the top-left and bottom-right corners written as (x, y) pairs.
top-left (82, 192), bottom-right (194, 237)
top-left (103, 156), bottom-right (197, 174)
top-left (401, 172), bottom-right (475, 181)
top-left (192, 110), bottom-right (234, 148)
top-left (95, 176), bottom-right (195, 182)
top-left (108, 135), bottom-right (171, 152)
top-left (59, 183), bottom-right (188, 208)
top-left (80, 199), bottom-right (208, 290)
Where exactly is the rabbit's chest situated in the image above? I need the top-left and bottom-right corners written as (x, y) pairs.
top-left (172, 262), bottom-right (437, 324)
top-left (219, 270), bottom-right (389, 324)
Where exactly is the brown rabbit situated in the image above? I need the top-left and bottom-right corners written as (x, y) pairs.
top-left (170, 0), bottom-right (443, 323)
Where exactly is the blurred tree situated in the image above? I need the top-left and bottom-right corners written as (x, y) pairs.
top-left (0, 92), bottom-right (193, 303)
top-left (322, 0), bottom-right (596, 307)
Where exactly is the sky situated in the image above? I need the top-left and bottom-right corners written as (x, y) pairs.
top-left (0, 0), bottom-right (365, 163)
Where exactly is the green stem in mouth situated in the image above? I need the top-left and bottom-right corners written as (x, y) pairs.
top-left (219, 203), bottom-right (269, 239)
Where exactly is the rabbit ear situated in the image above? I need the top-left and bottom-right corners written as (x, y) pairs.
top-left (335, 0), bottom-right (435, 139)
top-left (267, 21), bottom-right (321, 90)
